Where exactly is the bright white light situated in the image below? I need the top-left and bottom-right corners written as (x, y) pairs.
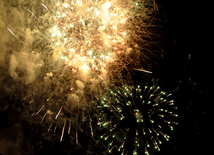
top-left (103, 2), bottom-right (111, 10)
top-left (62, 3), bottom-right (69, 8)
top-left (88, 51), bottom-right (93, 55)
top-left (54, 25), bottom-right (58, 29)
top-left (82, 64), bottom-right (89, 70)
top-left (58, 32), bottom-right (62, 37)
top-left (70, 48), bottom-right (75, 52)
top-left (96, 10), bottom-right (100, 16)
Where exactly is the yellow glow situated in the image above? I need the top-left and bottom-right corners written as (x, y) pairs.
top-left (62, 3), bottom-right (69, 8)
top-left (82, 64), bottom-right (89, 70)
top-left (49, 0), bottom-right (140, 77)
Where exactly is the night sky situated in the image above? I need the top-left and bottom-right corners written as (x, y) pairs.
top-left (0, 0), bottom-right (212, 155)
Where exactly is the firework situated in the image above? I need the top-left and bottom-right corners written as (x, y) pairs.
top-left (4, 0), bottom-right (163, 144)
top-left (97, 82), bottom-right (178, 155)
top-left (26, 0), bottom-right (159, 84)
top-left (5, 0), bottom-right (162, 104)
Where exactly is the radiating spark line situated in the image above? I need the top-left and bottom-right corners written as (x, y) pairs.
top-left (29, 99), bottom-right (34, 104)
top-left (47, 95), bottom-right (53, 102)
top-left (89, 115), bottom-right (93, 137)
top-left (68, 119), bottom-right (71, 134)
top-left (118, 141), bottom-right (125, 151)
top-left (42, 3), bottom-right (51, 13)
top-left (36, 105), bottom-right (45, 115)
top-left (48, 121), bottom-right (54, 132)
top-left (22, 95), bottom-right (31, 101)
top-left (54, 123), bottom-right (58, 133)
top-left (60, 120), bottom-right (66, 142)
top-left (133, 68), bottom-right (153, 74)
top-left (7, 28), bottom-right (20, 39)
top-left (133, 148), bottom-right (137, 155)
top-left (76, 97), bottom-right (79, 145)
top-left (7, 28), bottom-right (28, 45)
top-left (109, 145), bottom-right (115, 153)
top-left (55, 106), bottom-right (63, 119)
top-left (145, 145), bottom-right (149, 155)
top-left (76, 123), bottom-right (78, 145)
top-left (41, 111), bottom-right (48, 122)
top-left (110, 138), bottom-right (115, 146)
top-left (28, 10), bottom-right (37, 19)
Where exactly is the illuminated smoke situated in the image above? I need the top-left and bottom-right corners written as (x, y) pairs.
top-left (2, 0), bottom-right (165, 144)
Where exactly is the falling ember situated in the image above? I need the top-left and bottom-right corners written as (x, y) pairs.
top-left (48, 121), bottom-right (54, 132)
top-left (76, 123), bottom-right (78, 145)
top-left (60, 120), bottom-right (66, 142)
top-left (36, 105), bottom-right (45, 115)
top-left (68, 119), bottom-right (71, 134)
top-left (41, 112), bottom-right (48, 122)
top-left (89, 115), bottom-right (93, 137)
top-left (55, 106), bottom-right (63, 120)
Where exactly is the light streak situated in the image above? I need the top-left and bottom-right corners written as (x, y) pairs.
top-left (134, 68), bottom-right (153, 74)
top-left (60, 120), bottom-right (66, 142)
top-left (7, 28), bottom-right (28, 46)
top-left (36, 105), bottom-right (44, 115)
top-left (55, 106), bottom-right (63, 119)
top-left (41, 3), bottom-right (51, 13)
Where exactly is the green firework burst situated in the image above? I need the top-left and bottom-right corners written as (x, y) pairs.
top-left (97, 83), bottom-right (178, 155)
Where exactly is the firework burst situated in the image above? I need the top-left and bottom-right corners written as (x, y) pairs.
top-left (25, 0), bottom-right (159, 85)
top-left (97, 82), bottom-right (178, 155)
top-left (4, 0), bottom-right (164, 144)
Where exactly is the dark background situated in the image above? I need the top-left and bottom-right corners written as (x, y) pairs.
top-left (154, 0), bottom-right (212, 155)
top-left (0, 0), bottom-right (212, 155)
